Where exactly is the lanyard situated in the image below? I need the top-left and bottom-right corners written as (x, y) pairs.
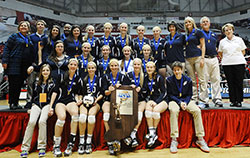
top-left (62, 34), bottom-right (66, 39)
top-left (74, 39), bottom-right (79, 50)
top-left (133, 72), bottom-right (140, 87)
top-left (102, 58), bottom-right (110, 71)
top-left (124, 59), bottom-right (131, 74)
top-left (169, 33), bottom-right (177, 48)
top-left (143, 58), bottom-right (150, 72)
top-left (110, 72), bottom-right (119, 86)
top-left (120, 36), bottom-right (126, 48)
top-left (137, 37), bottom-right (144, 51)
top-left (174, 76), bottom-right (183, 97)
top-left (88, 75), bottom-right (96, 93)
top-left (81, 55), bottom-right (88, 69)
top-left (88, 37), bottom-right (95, 47)
top-left (153, 38), bottom-right (160, 51)
top-left (19, 32), bottom-right (29, 47)
top-left (201, 30), bottom-right (212, 43)
top-left (67, 74), bottom-right (76, 95)
top-left (185, 28), bottom-right (195, 44)
top-left (51, 40), bottom-right (55, 47)
top-left (148, 78), bottom-right (154, 94)
top-left (104, 36), bottom-right (110, 45)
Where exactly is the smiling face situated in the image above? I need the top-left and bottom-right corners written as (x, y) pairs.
top-left (104, 24), bottom-right (112, 35)
top-left (64, 24), bottom-right (71, 35)
top-left (153, 26), bottom-right (161, 37)
top-left (87, 26), bottom-right (95, 37)
top-left (201, 17), bottom-right (210, 30)
top-left (169, 25), bottom-right (176, 34)
top-left (55, 42), bottom-right (64, 56)
top-left (133, 59), bottom-right (142, 72)
top-left (87, 62), bottom-right (96, 75)
top-left (102, 46), bottom-right (111, 58)
top-left (51, 27), bottom-right (59, 37)
top-left (123, 47), bottom-right (131, 59)
top-left (119, 23), bottom-right (128, 34)
top-left (109, 61), bottom-right (119, 73)
top-left (68, 60), bottom-right (78, 72)
top-left (18, 22), bottom-right (29, 34)
top-left (73, 27), bottom-right (80, 38)
top-left (143, 46), bottom-right (151, 58)
top-left (184, 20), bottom-right (194, 31)
top-left (36, 21), bottom-right (45, 32)
top-left (137, 25), bottom-right (145, 36)
top-left (82, 43), bottom-right (91, 56)
top-left (173, 66), bottom-right (183, 79)
top-left (41, 66), bottom-right (51, 79)
top-left (224, 26), bottom-right (234, 39)
top-left (146, 62), bottom-right (156, 75)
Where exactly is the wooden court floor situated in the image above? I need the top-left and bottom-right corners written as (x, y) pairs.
top-left (1, 147), bottom-right (250, 158)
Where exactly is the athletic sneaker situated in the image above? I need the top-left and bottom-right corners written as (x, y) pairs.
top-left (145, 133), bottom-right (150, 141)
top-left (147, 134), bottom-right (158, 147)
top-left (108, 144), bottom-right (115, 155)
top-left (64, 143), bottom-right (73, 157)
top-left (170, 139), bottom-right (178, 153)
top-left (38, 149), bottom-right (45, 157)
top-left (113, 141), bottom-right (121, 152)
top-left (20, 150), bottom-right (28, 158)
top-left (131, 138), bottom-right (139, 148)
top-left (85, 144), bottom-right (92, 154)
top-left (78, 144), bottom-right (85, 155)
top-left (124, 136), bottom-right (132, 146)
top-left (53, 146), bottom-right (62, 157)
top-left (196, 139), bottom-right (210, 153)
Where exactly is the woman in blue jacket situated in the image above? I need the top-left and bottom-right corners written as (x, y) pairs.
top-left (2, 21), bottom-right (35, 110)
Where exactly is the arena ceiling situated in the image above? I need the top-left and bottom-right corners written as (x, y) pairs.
top-left (19, 0), bottom-right (250, 17)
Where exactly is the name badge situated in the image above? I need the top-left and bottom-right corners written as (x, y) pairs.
top-left (39, 93), bottom-right (47, 103)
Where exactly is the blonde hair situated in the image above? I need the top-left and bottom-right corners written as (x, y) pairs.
top-left (69, 58), bottom-right (79, 65)
top-left (142, 44), bottom-right (151, 51)
top-left (109, 58), bottom-right (119, 67)
top-left (133, 58), bottom-right (144, 87)
top-left (184, 16), bottom-right (197, 33)
top-left (153, 26), bottom-right (161, 32)
top-left (84, 25), bottom-right (95, 41)
top-left (222, 23), bottom-right (235, 33)
top-left (104, 22), bottom-right (113, 29)
top-left (146, 61), bottom-right (157, 79)
top-left (136, 25), bottom-right (145, 31)
top-left (81, 42), bottom-right (94, 61)
top-left (87, 61), bottom-right (97, 68)
top-left (102, 45), bottom-right (111, 51)
top-left (121, 46), bottom-right (132, 71)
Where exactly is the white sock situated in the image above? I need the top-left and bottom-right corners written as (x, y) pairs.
top-left (149, 127), bottom-right (155, 136)
top-left (54, 136), bottom-right (61, 146)
top-left (86, 134), bottom-right (92, 144)
top-left (80, 135), bottom-right (85, 145)
top-left (130, 129), bottom-right (137, 139)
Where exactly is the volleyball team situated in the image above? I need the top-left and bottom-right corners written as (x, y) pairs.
top-left (2, 15), bottom-right (247, 157)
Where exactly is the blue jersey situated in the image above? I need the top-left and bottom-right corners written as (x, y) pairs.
top-left (165, 33), bottom-right (185, 63)
top-left (185, 29), bottom-right (204, 58)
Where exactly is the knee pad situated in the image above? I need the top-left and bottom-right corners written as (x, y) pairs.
top-left (138, 112), bottom-right (143, 121)
top-left (88, 115), bottom-right (96, 124)
top-left (145, 110), bottom-right (152, 118)
top-left (79, 114), bottom-right (87, 123)
top-left (71, 115), bottom-right (79, 122)
top-left (152, 112), bottom-right (161, 119)
top-left (56, 119), bottom-right (65, 127)
top-left (103, 113), bottom-right (110, 121)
